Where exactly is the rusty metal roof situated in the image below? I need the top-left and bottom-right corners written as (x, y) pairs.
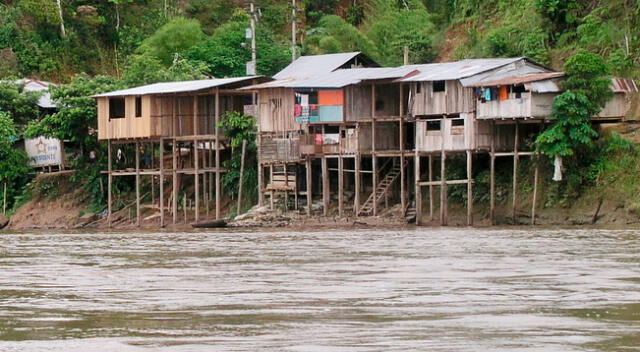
top-left (467, 72), bottom-right (565, 87)
top-left (92, 76), bottom-right (260, 98)
top-left (611, 77), bottom-right (638, 93)
top-left (273, 52), bottom-right (368, 80)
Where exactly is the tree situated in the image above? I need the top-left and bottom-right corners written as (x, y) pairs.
top-left (137, 17), bottom-right (205, 66)
top-left (536, 51), bottom-right (612, 157)
top-left (122, 55), bottom-right (208, 86)
top-left (186, 12), bottom-right (289, 77)
top-left (0, 81), bottom-right (41, 127)
top-left (0, 112), bottom-right (30, 209)
top-left (24, 74), bottom-right (123, 160)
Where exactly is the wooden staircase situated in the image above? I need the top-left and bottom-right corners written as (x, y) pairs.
top-left (404, 199), bottom-right (416, 222)
top-left (358, 159), bottom-right (407, 216)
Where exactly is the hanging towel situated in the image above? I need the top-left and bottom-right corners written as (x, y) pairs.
top-left (553, 155), bottom-right (563, 181)
top-left (484, 88), bottom-right (491, 101)
top-left (294, 104), bottom-right (302, 117)
top-left (498, 86), bottom-right (508, 101)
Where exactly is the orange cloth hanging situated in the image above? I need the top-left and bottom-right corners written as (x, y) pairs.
top-left (498, 86), bottom-right (508, 101)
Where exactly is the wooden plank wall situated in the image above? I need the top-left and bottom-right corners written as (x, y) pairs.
top-left (97, 96), bottom-right (152, 140)
top-left (413, 80), bottom-right (474, 116)
top-left (258, 88), bottom-right (299, 133)
top-left (261, 137), bottom-right (300, 162)
top-left (358, 122), bottom-right (400, 151)
top-left (345, 84), bottom-right (372, 121)
top-left (416, 113), bottom-right (478, 152)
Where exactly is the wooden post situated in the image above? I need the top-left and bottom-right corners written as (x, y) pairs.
top-left (428, 154), bottom-right (433, 221)
top-left (237, 139), bottom-right (247, 215)
top-left (183, 194), bottom-right (187, 223)
top-left (399, 116), bottom-right (406, 213)
top-left (531, 155), bottom-right (539, 226)
top-left (322, 156), bottom-right (329, 216)
top-left (466, 149), bottom-right (473, 226)
top-left (193, 96), bottom-right (199, 223)
top-left (215, 88), bottom-right (221, 220)
top-left (107, 140), bottom-right (112, 228)
top-left (354, 154), bottom-right (361, 214)
top-left (151, 143), bottom-right (155, 206)
top-left (306, 158), bottom-right (312, 215)
top-left (269, 165), bottom-right (274, 210)
top-left (512, 121), bottom-right (519, 223)
top-left (172, 97), bottom-right (178, 225)
top-left (415, 152), bottom-right (421, 225)
top-left (490, 121), bottom-right (496, 225)
top-left (372, 156), bottom-right (378, 216)
top-left (440, 150), bottom-right (447, 226)
top-left (338, 156), bottom-right (344, 217)
top-left (135, 141), bottom-right (141, 227)
top-left (159, 138), bottom-right (165, 227)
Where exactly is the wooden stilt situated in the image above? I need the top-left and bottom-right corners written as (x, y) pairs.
top-left (135, 140), bottom-right (141, 227)
top-left (270, 165), bottom-right (274, 210)
top-left (107, 140), bottom-right (112, 228)
top-left (531, 154), bottom-right (539, 226)
top-left (440, 150), bottom-right (447, 226)
top-left (400, 118), bottom-right (406, 213)
top-left (372, 156), bottom-right (378, 216)
top-left (284, 163), bottom-right (288, 211)
top-left (490, 121), bottom-right (496, 225)
top-left (322, 157), bottom-right (329, 216)
top-left (151, 143), bottom-right (155, 206)
top-left (338, 156), bottom-right (344, 217)
top-left (172, 97), bottom-right (178, 225)
top-left (193, 97), bottom-right (199, 223)
top-left (512, 121), bottom-right (519, 223)
top-left (428, 154), bottom-right (433, 221)
top-left (159, 138), bottom-right (165, 227)
top-left (415, 152), bottom-right (421, 225)
top-left (354, 154), bottom-right (361, 214)
top-left (467, 149), bottom-right (473, 226)
top-left (306, 158), bottom-right (312, 215)
top-left (215, 88), bottom-right (221, 220)
top-left (237, 139), bottom-right (247, 215)
top-left (258, 136), bottom-right (264, 207)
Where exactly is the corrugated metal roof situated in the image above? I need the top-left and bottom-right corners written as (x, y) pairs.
top-left (273, 52), bottom-right (363, 80)
top-left (525, 77), bottom-right (638, 94)
top-left (245, 67), bottom-right (416, 89)
top-left (467, 72), bottom-right (565, 87)
top-left (611, 77), bottom-right (638, 93)
top-left (92, 76), bottom-right (259, 98)
top-left (398, 58), bottom-right (525, 82)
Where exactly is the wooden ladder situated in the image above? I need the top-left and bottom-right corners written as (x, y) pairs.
top-left (358, 159), bottom-right (407, 216)
top-left (404, 199), bottom-right (416, 222)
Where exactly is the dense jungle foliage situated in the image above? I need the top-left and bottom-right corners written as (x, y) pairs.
top-left (0, 0), bottom-right (639, 214)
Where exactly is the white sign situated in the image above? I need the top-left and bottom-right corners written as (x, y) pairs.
top-left (246, 61), bottom-right (256, 76)
top-left (25, 136), bottom-right (63, 168)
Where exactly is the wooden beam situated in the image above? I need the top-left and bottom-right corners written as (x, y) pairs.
top-left (306, 158), bottom-right (312, 215)
top-left (193, 96), bottom-right (199, 223)
top-left (107, 140), bottom-right (112, 228)
top-left (419, 179), bottom-right (473, 186)
top-left (440, 151), bottom-right (447, 226)
top-left (354, 154), bottom-right (361, 215)
top-left (322, 156), bottom-right (329, 216)
top-left (237, 139), bottom-right (247, 215)
top-left (467, 149), bottom-right (473, 226)
top-left (172, 97), bottom-right (178, 225)
top-left (415, 152), bottom-right (421, 225)
top-left (215, 88), bottom-right (221, 220)
top-left (428, 154), bottom-right (433, 221)
top-left (135, 141), bottom-right (141, 227)
top-left (338, 156), bottom-right (344, 217)
top-left (372, 155), bottom-right (378, 216)
top-left (490, 121), bottom-right (496, 226)
top-left (512, 121), bottom-right (519, 223)
top-left (160, 138), bottom-right (165, 227)
top-left (532, 155), bottom-right (539, 226)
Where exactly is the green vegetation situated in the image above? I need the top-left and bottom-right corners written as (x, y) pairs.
top-left (1, 0), bottom-right (639, 220)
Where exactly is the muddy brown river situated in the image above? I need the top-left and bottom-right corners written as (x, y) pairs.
top-left (0, 228), bottom-right (639, 351)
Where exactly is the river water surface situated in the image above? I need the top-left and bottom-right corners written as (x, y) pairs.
top-left (0, 228), bottom-right (639, 351)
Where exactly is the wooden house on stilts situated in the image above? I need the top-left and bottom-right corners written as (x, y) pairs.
top-left (94, 77), bottom-right (262, 227)
top-left (249, 52), bottom-right (636, 226)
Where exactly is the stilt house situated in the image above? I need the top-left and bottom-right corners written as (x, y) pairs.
top-left (94, 77), bottom-right (262, 227)
top-left (249, 52), bottom-right (637, 226)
